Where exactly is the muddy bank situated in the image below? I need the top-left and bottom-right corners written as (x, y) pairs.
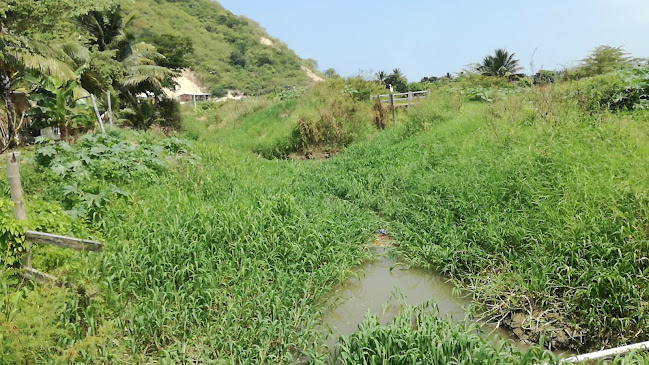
top-left (322, 238), bottom-right (576, 358)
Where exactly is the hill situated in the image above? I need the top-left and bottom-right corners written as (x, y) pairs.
top-left (123, 0), bottom-right (319, 95)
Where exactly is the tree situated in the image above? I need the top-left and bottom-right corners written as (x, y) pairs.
top-left (578, 45), bottom-right (631, 77)
top-left (143, 34), bottom-right (194, 70)
top-left (0, 0), bottom-right (105, 151)
top-left (77, 6), bottom-right (133, 52)
top-left (77, 5), bottom-right (177, 129)
top-left (375, 71), bottom-right (387, 82)
top-left (26, 74), bottom-right (94, 141)
top-left (477, 49), bottom-right (522, 77)
top-left (324, 68), bottom-right (340, 79)
top-left (384, 68), bottom-right (408, 93)
top-left (229, 49), bottom-right (246, 68)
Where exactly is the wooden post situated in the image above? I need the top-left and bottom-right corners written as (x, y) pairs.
top-left (90, 95), bottom-right (105, 133)
top-left (408, 91), bottom-right (413, 106)
top-left (389, 93), bottom-right (395, 124)
top-left (107, 91), bottom-right (114, 127)
top-left (193, 94), bottom-right (197, 110)
top-left (427, 90), bottom-right (431, 98)
top-left (5, 152), bottom-right (28, 266)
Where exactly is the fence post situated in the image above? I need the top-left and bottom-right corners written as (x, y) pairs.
top-left (107, 91), bottom-right (114, 127)
top-left (408, 91), bottom-right (413, 106)
top-left (427, 90), bottom-right (431, 98)
top-left (90, 95), bottom-right (105, 133)
top-left (389, 93), bottom-right (395, 124)
top-left (5, 152), bottom-right (28, 266)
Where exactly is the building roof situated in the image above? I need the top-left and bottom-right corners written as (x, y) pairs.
top-left (179, 93), bottom-right (211, 96)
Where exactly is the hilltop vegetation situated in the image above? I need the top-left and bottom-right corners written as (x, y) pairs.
top-left (124, 0), bottom-right (316, 95)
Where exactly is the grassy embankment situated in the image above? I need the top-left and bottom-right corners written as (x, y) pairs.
top-left (182, 76), bottom-right (649, 356)
top-left (2, 74), bottom-right (649, 363)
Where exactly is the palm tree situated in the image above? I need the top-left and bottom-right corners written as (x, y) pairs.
top-left (77, 6), bottom-right (134, 52)
top-left (477, 49), bottom-right (522, 77)
top-left (120, 42), bottom-right (176, 96)
top-left (77, 6), bottom-right (177, 129)
top-left (375, 71), bottom-right (387, 82)
top-left (0, 27), bottom-right (78, 152)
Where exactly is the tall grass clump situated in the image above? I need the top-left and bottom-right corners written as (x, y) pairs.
top-left (335, 302), bottom-right (555, 364)
top-left (292, 80), bottom-right (375, 154)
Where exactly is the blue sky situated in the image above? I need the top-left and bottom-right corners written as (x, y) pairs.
top-left (218, 0), bottom-right (649, 81)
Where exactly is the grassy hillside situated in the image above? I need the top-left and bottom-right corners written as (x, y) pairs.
top-left (123, 0), bottom-right (316, 95)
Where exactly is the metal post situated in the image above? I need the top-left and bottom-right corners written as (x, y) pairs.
top-left (389, 93), bottom-right (395, 124)
top-left (107, 91), bottom-right (114, 127)
top-left (5, 152), bottom-right (28, 266)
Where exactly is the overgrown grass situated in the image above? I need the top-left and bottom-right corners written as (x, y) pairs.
top-left (335, 302), bottom-right (555, 364)
top-left (311, 87), bottom-right (649, 351)
top-left (183, 99), bottom-right (299, 157)
top-left (3, 71), bottom-right (649, 363)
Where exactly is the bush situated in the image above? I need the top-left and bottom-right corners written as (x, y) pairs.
top-left (292, 80), bottom-right (374, 151)
top-left (534, 70), bottom-right (556, 85)
top-left (210, 87), bottom-right (227, 98)
top-left (33, 133), bottom-right (192, 220)
top-left (156, 98), bottom-right (182, 130)
top-left (560, 68), bottom-right (649, 111)
top-left (0, 200), bottom-right (26, 270)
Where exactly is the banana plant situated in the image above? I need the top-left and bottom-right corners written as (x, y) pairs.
top-left (25, 72), bottom-right (95, 142)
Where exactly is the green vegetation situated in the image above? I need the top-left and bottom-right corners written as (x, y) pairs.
top-left (184, 79), bottom-right (385, 158)
top-left (3, 1), bottom-right (649, 362)
top-left (123, 0), bottom-right (316, 95)
top-left (4, 62), bottom-right (649, 362)
top-left (476, 48), bottom-right (523, 78)
top-left (0, 0), bottom-right (181, 151)
top-left (335, 303), bottom-right (552, 364)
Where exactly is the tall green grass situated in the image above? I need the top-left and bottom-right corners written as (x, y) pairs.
top-left (311, 89), bottom-right (649, 351)
top-left (184, 100), bottom-right (299, 157)
top-left (335, 302), bottom-right (554, 364)
top-left (3, 75), bottom-right (649, 363)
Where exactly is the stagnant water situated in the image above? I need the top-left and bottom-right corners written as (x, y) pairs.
top-left (323, 248), bottom-right (574, 358)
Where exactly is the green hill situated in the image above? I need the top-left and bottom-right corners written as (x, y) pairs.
top-left (123, 0), bottom-right (319, 95)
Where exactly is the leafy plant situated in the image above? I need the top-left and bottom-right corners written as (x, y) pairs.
top-left (33, 132), bottom-right (191, 220)
top-left (0, 200), bottom-right (26, 271)
top-left (26, 73), bottom-right (95, 140)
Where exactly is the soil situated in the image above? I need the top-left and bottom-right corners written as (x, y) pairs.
top-left (503, 310), bottom-right (587, 351)
top-left (288, 149), bottom-right (334, 161)
top-left (300, 65), bottom-right (325, 82)
top-left (373, 233), bottom-right (399, 248)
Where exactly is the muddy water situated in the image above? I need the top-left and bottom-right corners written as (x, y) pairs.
top-left (323, 249), bottom-right (568, 357)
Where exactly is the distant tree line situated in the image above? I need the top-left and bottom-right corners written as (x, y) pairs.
top-left (364, 45), bottom-right (640, 95)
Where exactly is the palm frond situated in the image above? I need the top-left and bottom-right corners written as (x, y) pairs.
top-left (5, 46), bottom-right (76, 80)
top-left (121, 74), bottom-right (163, 90)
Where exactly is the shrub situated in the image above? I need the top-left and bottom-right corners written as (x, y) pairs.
top-left (0, 200), bottom-right (26, 270)
top-left (210, 87), bottom-right (227, 98)
top-left (534, 70), bottom-right (556, 85)
top-left (155, 98), bottom-right (182, 130)
top-left (293, 80), bottom-right (373, 151)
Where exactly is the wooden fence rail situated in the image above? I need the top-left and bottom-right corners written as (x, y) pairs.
top-left (370, 90), bottom-right (431, 108)
top-left (4, 152), bottom-right (104, 286)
